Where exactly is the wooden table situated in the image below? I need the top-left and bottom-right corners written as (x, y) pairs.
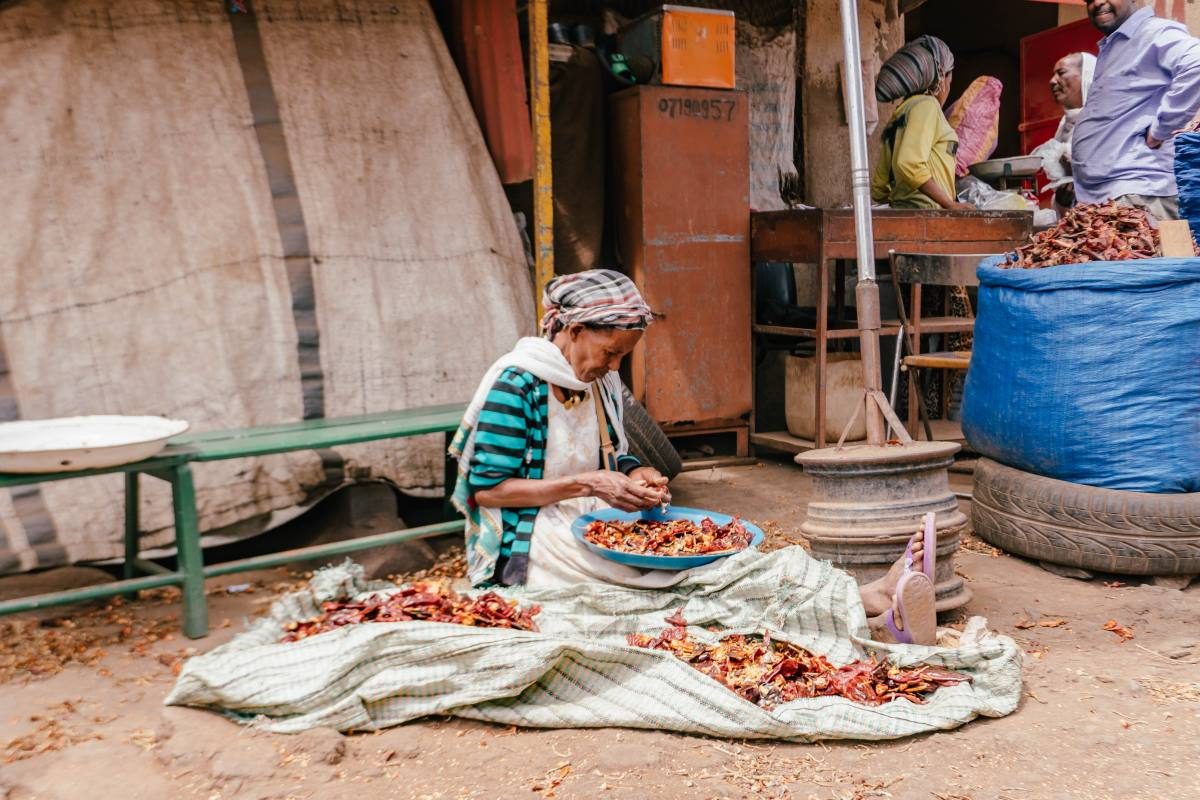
top-left (749, 208), bottom-right (1032, 453)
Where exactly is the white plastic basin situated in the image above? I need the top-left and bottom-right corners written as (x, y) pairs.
top-left (0, 415), bottom-right (191, 473)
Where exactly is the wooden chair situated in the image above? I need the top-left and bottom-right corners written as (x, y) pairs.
top-left (887, 250), bottom-right (992, 440)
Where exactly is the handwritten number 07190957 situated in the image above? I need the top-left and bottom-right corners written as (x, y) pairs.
top-left (657, 97), bottom-right (737, 122)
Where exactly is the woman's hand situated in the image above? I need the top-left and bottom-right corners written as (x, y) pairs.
top-left (628, 466), bottom-right (672, 505)
top-left (580, 470), bottom-right (666, 511)
top-left (917, 179), bottom-right (973, 212)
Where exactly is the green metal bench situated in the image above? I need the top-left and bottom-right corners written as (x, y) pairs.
top-left (0, 403), bottom-right (467, 638)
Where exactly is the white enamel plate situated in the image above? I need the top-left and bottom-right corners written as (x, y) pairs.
top-left (0, 415), bottom-right (191, 473)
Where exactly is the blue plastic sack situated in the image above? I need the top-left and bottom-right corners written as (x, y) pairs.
top-left (962, 256), bottom-right (1200, 493)
top-left (1174, 132), bottom-right (1200, 234)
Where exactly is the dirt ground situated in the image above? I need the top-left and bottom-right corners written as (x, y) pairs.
top-left (2, 460), bottom-right (1198, 800)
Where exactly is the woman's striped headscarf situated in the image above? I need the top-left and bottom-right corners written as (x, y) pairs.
top-left (876, 35), bottom-right (955, 103)
top-left (539, 269), bottom-right (655, 337)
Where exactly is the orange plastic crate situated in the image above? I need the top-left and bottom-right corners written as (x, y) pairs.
top-left (659, 6), bottom-right (736, 90)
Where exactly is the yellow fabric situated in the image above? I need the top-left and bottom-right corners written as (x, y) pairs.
top-left (871, 95), bottom-right (959, 210)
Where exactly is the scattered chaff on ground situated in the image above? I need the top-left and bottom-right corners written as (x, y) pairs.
top-left (387, 545), bottom-right (467, 583)
top-left (0, 592), bottom-right (181, 684)
top-left (1015, 617), bottom-right (1068, 630)
top-left (1136, 677), bottom-right (1200, 705)
top-left (757, 520), bottom-right (809, 553)
top-left (958, 531), bottom-right (1002, 558)
top-left (2, 699), bottom-right (102, 763)
top-left (528, 761), bottom-right (572, 797)
top-left (713, 742), bottom-right (903, 799)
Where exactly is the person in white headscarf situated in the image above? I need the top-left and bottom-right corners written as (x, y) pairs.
top-left (1040, 52), bottom-right (1097, 211)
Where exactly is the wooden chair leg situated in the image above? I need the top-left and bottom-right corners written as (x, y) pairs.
top-left (905, 363), bottom-right (921, 438)
top-left (914, 367), bottom-right (935, 441)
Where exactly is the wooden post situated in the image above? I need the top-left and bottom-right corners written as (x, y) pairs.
top-left (529, 0), bottom-right (554, 323)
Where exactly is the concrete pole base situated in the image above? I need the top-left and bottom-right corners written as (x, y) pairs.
top-left (795, 440), bottom-right (971, 612)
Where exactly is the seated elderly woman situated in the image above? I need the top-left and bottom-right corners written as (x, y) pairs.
top-left (451, 270), bottom-right (937, 645)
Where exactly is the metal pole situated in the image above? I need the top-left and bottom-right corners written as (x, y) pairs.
top-left (838, 0), bottom-right (887, 445)
top-left (529, 0), bottom-right (554, 324)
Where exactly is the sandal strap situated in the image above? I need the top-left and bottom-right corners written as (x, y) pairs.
top-left (884, 607), bottom-right (914, 645)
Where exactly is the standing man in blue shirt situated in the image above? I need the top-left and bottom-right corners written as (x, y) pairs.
top-left (1072, 0), bottom-right (1200, 221)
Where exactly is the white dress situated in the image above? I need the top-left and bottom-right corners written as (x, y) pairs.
top-left (523, 388), bottom-right (686, 591)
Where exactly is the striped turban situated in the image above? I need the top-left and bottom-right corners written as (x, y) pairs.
top-left (539, 269), bottom-right (654, 337)
top-left (876, 35), bottom-right (955, 103)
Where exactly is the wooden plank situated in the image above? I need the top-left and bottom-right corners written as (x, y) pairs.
top-left (680, 456), bottom-right (758, 471)
top-left (899, 317), bottom-right (974, 334)
top-left (750, 209), bottom-right (1031, 263)
top-left (753, 323), bottom-right (818, 338)
top-left (826, 326), bottom-right (904, 339)
top-left (750, 430), bottom-right (815, 455)
top-left (821, 240), bottom-right (1028, 260)
top-left (750, 210), bottom-right (821, 261)
top-left (1159, 220), bottom-right (1195, 258)
top-left (924, 214), bottom-right (1031, 242)
top-left (827, 213), bottom-right (924, 244)
top-left (903, 351), bottom-right (971, 369)
top-left (915, 419), bottom-right (965, 444)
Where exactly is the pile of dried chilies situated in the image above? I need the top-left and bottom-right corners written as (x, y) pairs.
top-left (628, 611), bottom-right (970, 710)
top-left (584, 516), bottom-right (752, 556)
top-left (1003, 201), bottom-right (1161, 268)
top-left (280, 581), bottom-right (540, 642)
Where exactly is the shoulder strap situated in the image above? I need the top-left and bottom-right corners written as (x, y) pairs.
top-left (592, 384), bottom-right (619, 471)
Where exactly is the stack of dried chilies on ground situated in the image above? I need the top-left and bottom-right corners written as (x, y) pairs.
top-left (628, 611), bottom-right (970, 710)
top-left (280, 581), bottom-right (540, 642)
top-left (1003, 201), bottom-right (1162, 268)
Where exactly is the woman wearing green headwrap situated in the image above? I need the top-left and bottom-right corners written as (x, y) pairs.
top-left (871, 35), bottom-right (974, 211)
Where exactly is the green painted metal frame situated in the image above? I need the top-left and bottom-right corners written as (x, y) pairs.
top-left (0, 404), bottom-right (467, 639)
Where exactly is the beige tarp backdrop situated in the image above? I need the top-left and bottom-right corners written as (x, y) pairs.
top-left (0, 0), bottom-right (532, 573)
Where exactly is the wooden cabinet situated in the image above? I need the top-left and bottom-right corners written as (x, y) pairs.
top-left (610, 86), bottom-right (751, 453)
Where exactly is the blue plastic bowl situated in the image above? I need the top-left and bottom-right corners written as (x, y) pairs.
top-left (571, 506), bottom-right (765, 570)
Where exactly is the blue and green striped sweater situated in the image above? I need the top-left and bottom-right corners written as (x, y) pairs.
top-left (462, 367), bottom-right (641, 586)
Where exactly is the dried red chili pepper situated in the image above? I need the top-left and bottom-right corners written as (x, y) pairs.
top-left (280, 581), bottom-right (540, 642)
top-left (1002, 200), bottom-right (1188, 269)
top-left (628, 612), bottom-right (971, 710)
top-left (584, 517), bottom-right (752, 556)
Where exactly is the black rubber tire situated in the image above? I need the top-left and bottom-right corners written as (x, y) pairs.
top-left (971, 458), bottom-right (1200, 576)
top-left (620, 385), bottom-right (683, 480)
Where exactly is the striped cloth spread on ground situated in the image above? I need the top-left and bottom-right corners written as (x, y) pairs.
top-left (165, 549), bottom-right (1024, 741)
top-left (450, 367), bottom-right (640, 587)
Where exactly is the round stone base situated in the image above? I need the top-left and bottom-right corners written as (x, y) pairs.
top-left (795, 441), bottom-right (971, 612)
